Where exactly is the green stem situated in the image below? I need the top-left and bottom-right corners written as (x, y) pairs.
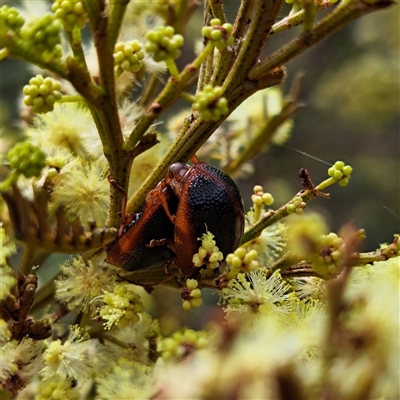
top-left (20, 245), bottom-right (35, 275)
top-left (138, 75), bottom-right (160, 108)
top-left (79, 311), bottom-right (91, 329)
top-left (124, 43), bottom-right (215, 152)
top-left (57, 95), bottom-right (84, 103)
top-left (315, 177), bottom-right (337, 191)
top-left (198, 1), bottom-right (213, 91)
top-left (253, 203), bottom-right (263, 224)
top-left (87, 324), bottom-right (104, 338)
top-left (353, 249), bottom-right (398, 265)
top-left (165, 58), bottom-right (180, 78)
top-left (200, 46), bottom-right (214, 89)
top-left (81, 0), bottom-right (103, 29)
top-left (101, 333), bottom-right (130, 348)
top-left (8, 45), bottom-right (68, 78)
top-left (193, 41), bottom-right (215, 69)
top-left (269, 2), bottom-right (331, 36)
top-left (65, 26), bottom-right (88, 71)
top-left (180, 91), bottom-right (196, 103)
top-left (0, 171), bottom-right (18, 191)
top-left (65, 57), bottom-right (103, 103)
top-left (174, 0), bottom-right (189, 35)
top-left (220, 0), bottom-right (283, 93)
top-left (115, 67), bottom-right (123, 80)
top-left (31, 274), bottom-right (58, 313)
top-left (249, 0), bottom-right (394, 80)
top-left (269, 251), bottom-right (298, 273)
top-left (208, 0), bottom-right (227, 24)
top-left (303, 0), bottom-right (316, 32)
top-left (210, 0), bottom-right (255, 88)
top-left (86, 104), bottom-right (110, 153)
top-left (108, 0), bottom-right (130, 48)
top-left (82, 0), bottom-right (131, 228)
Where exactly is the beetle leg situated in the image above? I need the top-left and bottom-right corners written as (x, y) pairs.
top-left (190, 154), bottom-right (199, 164)
top-left (159, 186), bottom-right (177, 224)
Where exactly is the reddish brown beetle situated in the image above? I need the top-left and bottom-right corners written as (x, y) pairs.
top-left (106, 156), bottom-right (244, 277)
top-left (156, 156), bottom-right (245, 276)
top-left (105, 180), bottom-right (178, 271)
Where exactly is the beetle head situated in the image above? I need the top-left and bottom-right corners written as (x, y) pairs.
top-left (167, 163), bottom-right (190, 196)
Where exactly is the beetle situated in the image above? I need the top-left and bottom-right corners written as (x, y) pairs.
top-left (105, 180), bottom-right (178, 271)
top-left (156, 156), bottom-right (245, 276)
top-left (106, 156), bottom-right (244, 277)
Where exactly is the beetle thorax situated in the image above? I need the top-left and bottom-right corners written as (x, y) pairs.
top-left (167, 163), bottom-right (190, 196)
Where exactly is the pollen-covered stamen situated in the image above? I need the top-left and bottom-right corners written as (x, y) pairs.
top-left (100, 285), bottom-right (145, 329)
top-left (192, 231), bottom-right (224, 271)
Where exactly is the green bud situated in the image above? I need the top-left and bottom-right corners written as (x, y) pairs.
top-left (338, 178), bottom-right (349, 187)
top-left (333, 170), bottom-right (343, 180)
top-left (7, 141), bottom-right (47, 178)
top-left (343, 165), bottom-right (353, 176)
top-left (334, 161), bottom-right (345, 169)
top-left (234, 247), bottom-right (246, 259)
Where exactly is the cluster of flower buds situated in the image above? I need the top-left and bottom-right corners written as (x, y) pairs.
top-left (328, 161), bottom-right (353, 187)
top-left (0, 5), bottom-right (25, 34)
top-left (145, 26), bottom-right (184, 62)
top-left (287, 196), bottom-right (307, 215)
top-left (312, 232), bottom-right (344, 278)
top-left (20, 13), bottom-right (63, 56)
top-left (114, 40), bottom-right (145, 73)
top-left (202, 18), bottom-right (234, 50)
top-left (7, 141), bottom-right (47, 178)
top-left (192, 231), bottom-right (224, 270)
top-left (252, 185), bottom-right (274, 207)
top-left (226, 247), bottom-right (259, 278)
top-left (251, 185), bottom-right (274, 222)
top-left (100, 285), bottom-right (145, 329)
top-left (181, 279), bottom-right (202, 310)
top-left (193, 85), bottom-right (229, 122)
top-left (37, 377), bottom-right (78, 400)
top-left (161, 328), bottom-right (209, 362)
top-left (23, 75), bottom-right (63, 114)
top-left (51, 0), bottom-right (88, 31)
